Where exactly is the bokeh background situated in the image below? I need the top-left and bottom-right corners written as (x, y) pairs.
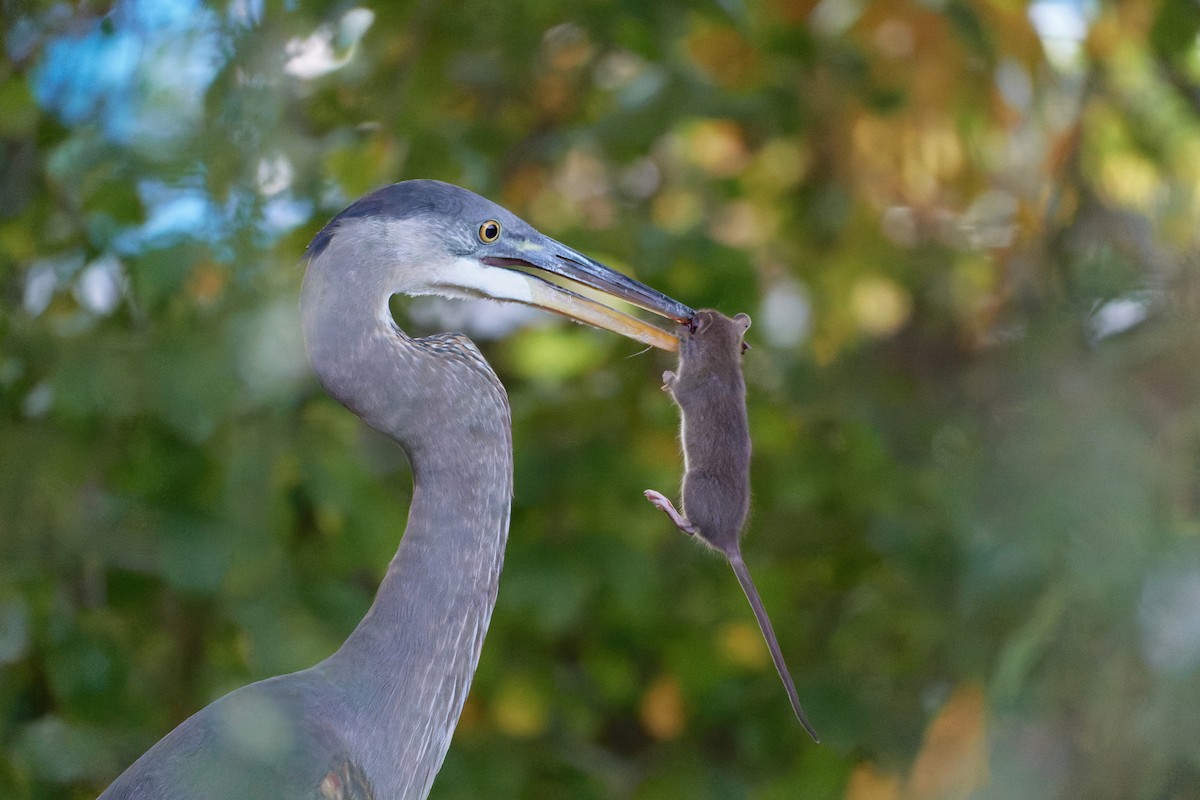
top-left (3, 0), bottom-right (1200, 797)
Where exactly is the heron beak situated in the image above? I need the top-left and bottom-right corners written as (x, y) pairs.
top-left (481, 238), bottom-right (693, 352)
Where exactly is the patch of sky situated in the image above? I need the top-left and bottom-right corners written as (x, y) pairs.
top-left (1028, 0), bottom-right (1097, 69)
top-left (31, 0), bottom-right (225, 146)
top-left (112, 180), bottom-right (229, 255)
top-left (25, 0), bottom-right (353, 259)
top-left (227, 0), bottom-right (265, 28)
top-left (259, 196), bottom-right (314, 240)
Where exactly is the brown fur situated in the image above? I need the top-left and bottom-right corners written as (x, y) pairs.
top-left (645, 309), bottom-right (819, 742)
top-left (670, 309), bottom-right (753, 550)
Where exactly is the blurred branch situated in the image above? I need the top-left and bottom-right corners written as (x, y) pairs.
top-left (1154, 53), bottom-right (1200, 118)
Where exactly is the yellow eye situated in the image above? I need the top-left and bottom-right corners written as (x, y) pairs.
top-left (479, 220), bottom-right (501, 243)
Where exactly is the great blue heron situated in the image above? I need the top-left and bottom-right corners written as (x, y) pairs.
top-left (98, 180), bottom-right (693, 800)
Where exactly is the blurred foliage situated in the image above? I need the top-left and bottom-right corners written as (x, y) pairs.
top-left (2, 0), bottom-right (1200, 798)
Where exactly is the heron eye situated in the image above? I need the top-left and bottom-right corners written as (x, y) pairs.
top-left (479, 220), bottom-right (501, 243)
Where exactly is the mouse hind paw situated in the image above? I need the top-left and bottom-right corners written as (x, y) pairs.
top-left (644, 489), bottom-right (699, 535)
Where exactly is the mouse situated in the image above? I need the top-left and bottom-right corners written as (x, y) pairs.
top-left (644, 308), bottom-right (820, 743)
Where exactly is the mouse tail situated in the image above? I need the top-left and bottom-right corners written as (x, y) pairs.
top-left (728, 551), bottom-right (821, 743)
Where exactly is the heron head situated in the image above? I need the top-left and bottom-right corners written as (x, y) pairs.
top-left (305, 180), bottom-right (694, 351)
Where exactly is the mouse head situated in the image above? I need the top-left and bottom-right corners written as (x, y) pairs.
top-left (681, 309), bottom-right (752, 363)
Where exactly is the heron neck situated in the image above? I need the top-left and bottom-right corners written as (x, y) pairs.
top-left (302, 236), bottom-right (513, 799)
top-left (330, 404), bottom-right (512, 650)
top-left (331, 401), bottom-right (512, 757)
top-left (303, 315), bottom-right (510, 795)
top-left (322, 357), bottom-right (512, 798)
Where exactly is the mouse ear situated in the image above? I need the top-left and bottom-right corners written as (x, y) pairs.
top-left (733, 312), bottom-right (751, 332)
top-left (691, 312), bottom-right (712, 334)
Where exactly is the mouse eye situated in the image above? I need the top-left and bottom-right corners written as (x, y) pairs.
top-left (479, 220), bottom-right (502, 243)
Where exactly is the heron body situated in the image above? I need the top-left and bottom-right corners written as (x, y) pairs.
top-left (99, 181), bottom-right (691, 799)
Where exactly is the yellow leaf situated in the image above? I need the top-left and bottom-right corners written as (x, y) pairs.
top-left (718, 620), bottom-right (770, 670)
top-left (492, 676), bottom-right (549, 738)
top-left (905, 683), bottom-right (989, 800)
top-left (845, 762), bottom-right (902, 800)
top-left (639, 674), bottom-right (686, 740)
